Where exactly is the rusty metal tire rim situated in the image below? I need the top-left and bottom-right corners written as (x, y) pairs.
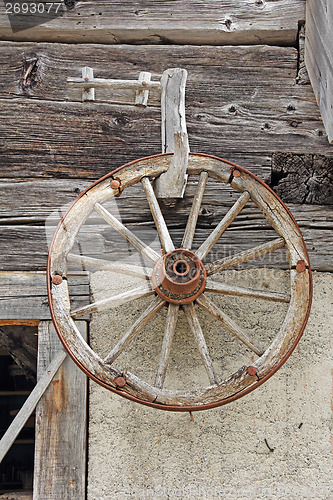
top-left (48, 153), bottom-right (312, 412)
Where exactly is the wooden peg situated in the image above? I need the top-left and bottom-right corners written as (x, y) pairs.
top-left (82, 66), bottom-right (95, 102)
top-left (135, 71), bottom-right (152, 107)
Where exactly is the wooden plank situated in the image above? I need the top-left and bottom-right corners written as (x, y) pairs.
top-left (0, 1), bottom-right (305, 46)
top-left (0, 350), bottom-right (67, 463)
top-left (1, 175), bottom-right (332, 226)
top-left (0, 222), bottom-right (331, 272)
top-left (306, 0), bottom-right (333, 143)
top-left (0, 92), bottom-right (330, 184)
top-left (0, 42), bottom-right (303, 105)
top-left (0, 272), bottom-right (90, 320)
top-left (296, 24), bottom-right (310, 85)
top-left (33, 321), bottom-right (87, 500)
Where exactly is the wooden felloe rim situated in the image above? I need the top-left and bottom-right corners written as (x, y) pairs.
top-left (47, 153), bottom-right (312, 412)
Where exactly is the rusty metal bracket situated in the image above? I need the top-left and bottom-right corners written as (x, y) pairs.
top-left (67, 67), bottom-right (189, 199)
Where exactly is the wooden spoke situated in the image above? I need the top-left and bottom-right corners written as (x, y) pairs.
top-left (71, 285), bottom-right (154, 319)
top-left (182, 171), bottom-right (209, 250)
top-left (206, 237), bottom-right (285, 275)
top-left (68, 253), bottom-right (151, 279)
top-left (155, 303), bottom-right (179, 389)
top-left (184, 303), bottom-right (219, 385)
top-left (205, 278), bottom-right (290, 303)
top-left (196, 191), bottom-right (250, 261)
top-left (104, 296), bottom-right (165, 364)
top-left (141, 176), bottom-right (175, 253)
top-left (94, 202), bottom-right (160, 264)
top-left (197, 295), bottom-right (265, 356)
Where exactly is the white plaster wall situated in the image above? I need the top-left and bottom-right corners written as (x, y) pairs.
top-left (87, 272), bottom-right (332, 500)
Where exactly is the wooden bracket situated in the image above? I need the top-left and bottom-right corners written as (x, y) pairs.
top-left (154, 68), bottom-right (189, 199)
top-left (67, 66), bottom-right (190, 198)
top-left (67, 69), bottom-right (159, 106)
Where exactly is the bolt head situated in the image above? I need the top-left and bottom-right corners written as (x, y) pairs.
top-left (114, 376), bottom-right (126, 388)
top-left (296, 260), bottom-right (306, 273)
top-left (110, 179), bottom-right (121, 190)
top-left (52, 275), bottom-right (63, 285)
top-left (247, 366), bottom-right (257, 376)
top-left (233, 169), bottom-right (241, 177)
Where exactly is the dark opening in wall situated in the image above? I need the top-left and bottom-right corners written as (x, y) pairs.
top-left (0, 326), bottom-right (37, 496)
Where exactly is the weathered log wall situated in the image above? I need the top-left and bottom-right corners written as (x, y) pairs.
top-left (0, 40), bottom-right (332, 272)
top-left (0, 3), bottom-right (332, 500)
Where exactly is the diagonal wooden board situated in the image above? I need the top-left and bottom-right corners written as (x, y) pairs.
top-left (33, 321), bottom-right (87, 500)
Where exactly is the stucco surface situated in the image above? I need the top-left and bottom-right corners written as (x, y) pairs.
top-left (87, 271), bottom-right (332, 500)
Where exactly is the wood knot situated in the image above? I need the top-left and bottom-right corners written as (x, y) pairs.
top-left (224, 19), bottom-right (232, 30)
top-left (21, 58), bottom-right (39, 92)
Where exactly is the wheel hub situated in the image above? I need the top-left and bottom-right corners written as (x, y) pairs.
top-left (152, 248), bottom-right (207, 304)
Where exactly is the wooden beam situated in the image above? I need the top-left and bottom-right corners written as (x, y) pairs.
top-left (33, 321), bottom-right (87, 500)
top-left (306, 0), bottom-right (333, 143)
top-left (0, 1), bottom-right (305, 46)
top-left (0, 220), bottom-right (331, 271)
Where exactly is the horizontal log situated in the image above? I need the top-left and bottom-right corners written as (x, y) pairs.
top-left (0, 224), bottom-right (331, 272)
top-left (0, 1), bottom-right (305, 45)
top-left (0, 272), bottom-right (90, 320)
top-left (1, 174), bottom-right (332, 228)
top-left (0, 43), bottom-right (301, 105)
top-left (0, 94), bottom-right (330, 182)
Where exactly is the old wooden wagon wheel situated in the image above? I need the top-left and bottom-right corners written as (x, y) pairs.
top-left (48, 153), bottom-right (312, 411)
